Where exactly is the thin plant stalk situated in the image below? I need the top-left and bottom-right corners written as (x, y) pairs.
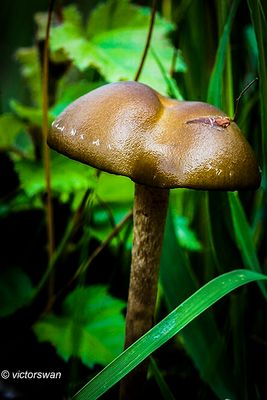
top-left (42, 0), bottom-right (56, 304)
top-left (134, 0), bottom-right (158, 81)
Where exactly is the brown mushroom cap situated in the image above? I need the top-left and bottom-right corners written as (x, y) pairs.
top-left (48, 81), bottom-right (261, 190)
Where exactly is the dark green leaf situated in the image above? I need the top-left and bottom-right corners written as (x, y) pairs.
top-left (0, 113), bottom-right (30, 152)
top-left (15, 153), bottom-right (97, 202)
top-left (172, 215), bottom-right (202, 251)
top-left (160, 211), bottom-right (237, 399)
top-left (247, 0), bottom-right (267, 181)
top-left (10, 100), bottom-right (45, 127)
top-left (228, 191), bottom-right (267, 299)
top-left (0, 268), bottom-right (35, 317)
top-left (207, 0), bottom-right (240, 108)
top-left (34, 285), bottom-right (125, 368)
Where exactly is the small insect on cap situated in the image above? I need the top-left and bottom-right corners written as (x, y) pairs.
top-left (48, 81), bottom-right (261, 190)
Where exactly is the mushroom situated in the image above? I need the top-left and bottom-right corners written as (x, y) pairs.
top-left (48, 81), bottom-right (261, 398)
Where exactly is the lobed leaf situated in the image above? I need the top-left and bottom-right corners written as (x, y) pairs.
top-left (15, 153), bottom-right (98, 202)
top-left (0, 113), bottom-right (32, 154)
top-left (34, 285), bottom-right (125, 368)
top-left (50, 1), bottom-right (186, 95)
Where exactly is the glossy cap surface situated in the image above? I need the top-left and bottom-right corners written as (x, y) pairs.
top-left (48, 81), bottom-right (261, 190)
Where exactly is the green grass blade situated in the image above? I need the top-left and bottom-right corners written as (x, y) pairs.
top-left (150, 357), bottom-right (176, 400)
top-left (207, 0), bottom-right (240, 107)
top-left (247, 0), bottom-right (267, 182)
top-left (73, 269), bottom-right (266, 400)
top-left (151, 48), bottom-right (184, 100)
top-left (160, 210), bottom-right (237, 399)
top-left (228, 191), bottom-right (267, 299)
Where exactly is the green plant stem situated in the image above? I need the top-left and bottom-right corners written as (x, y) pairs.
top-left (73, 210), bottom-right (133, 280)
top-left (120, 184), bottom-right (169, 399)
top-left (42, 0), bottom-right (56, 305)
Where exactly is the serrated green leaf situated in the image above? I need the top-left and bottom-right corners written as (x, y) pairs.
top-left (50, 1), bottom-right (186, 94)
top-left (15, 47), bottom-right (42, 106)
top-left (0, 113), bottom-right (32, 152)
top-left (14, 153), bottom-right (97, 202)
top-left (0, 268), bottom-right (35, 317)
top-left (10, 100), bottom-right (45, 126)
top-left (34, 285), bottom-right (125, 368)
top-left (86, 0), bottom-right (153, 37)
top-left (50, 6), bottom-right (83, 50)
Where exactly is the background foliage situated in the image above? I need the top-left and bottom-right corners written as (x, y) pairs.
top-left (0, 0), bottom-right (266, 399)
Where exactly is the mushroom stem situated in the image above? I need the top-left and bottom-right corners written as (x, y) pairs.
top-left (120, 183), bottom-right (169, 399)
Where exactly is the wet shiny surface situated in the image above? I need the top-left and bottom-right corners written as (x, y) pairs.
top-left (48, 81), bottom-right (261, 190)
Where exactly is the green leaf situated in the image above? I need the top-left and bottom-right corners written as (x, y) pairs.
top-left (207, 0), bottom-right (240, 108)
top-left (160, 211), bottom-right (237, 399)
top-left (14, 153), bottom-right (97, 202)
top-left (86, 0), bottom-right (153, 36)
top-left (96, 172), bottom-right (134, 205)
top-left (15, 47), bottom-right (42, 107)
top-left (247, 0), bottom-right (267, 182)
top-left (73, 269), bottom-right (267, 400)
top-left (0, 268), bottom-right (35, 317)
top-left (90, 208), bottom-right (124, 243)
top-left (0, 113), bottom-right (33, 154)
top-left (34, 285), bottom-right (125, 368)
top-left (228, 191), bottom-right (267, 299)
top-left (10, 100), bottom-right (45, 127)
top-left (172, 215), bottom-right (202, 251)
top-left (150, 357), bottom-right (176, 400)
top-left (50, 1), bottom-right (186, 95)
top-left (51, 80), bottom-right (104, 117)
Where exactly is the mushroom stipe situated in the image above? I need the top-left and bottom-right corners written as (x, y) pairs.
top-left (48, 81), bottom-right (261, 399)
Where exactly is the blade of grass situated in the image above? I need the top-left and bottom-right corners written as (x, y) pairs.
top-left (160, 210), bottom-right (237, 399)
top-left (247, 0), bottom-right (267, 183)
top-left (207, 0), bottom-right (240, 108)
top-left (228, 191), bottom-right (267, 300)
top-left (72, 269), bottom-right (266, 400)
top-left (216, 0), bottom-right (234, 115)
top-left (149, 356), bottom-right (176, 400)
top-left (247, 0), bottom-right (267, 265)
top-left (151, 48), bottom-right (183, 99)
